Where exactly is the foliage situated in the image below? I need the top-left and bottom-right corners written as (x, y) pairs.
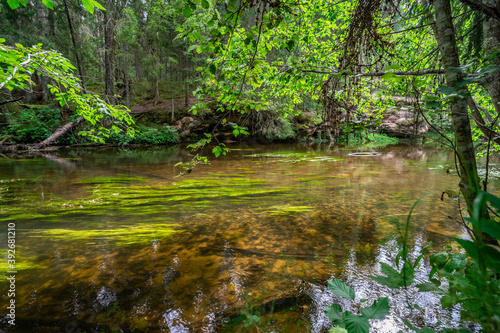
top-left (4, 106), bottom-right (62, 143)
top-left (0, 40), bottom-right (134, 144)
top-left (326, 190), bottom-right (500, 333)
top-left (325, 279), bottom-right (390, 333)
top-left (108, 125), bottom-right (178, 145)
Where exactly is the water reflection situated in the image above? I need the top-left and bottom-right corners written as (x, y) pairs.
top-left (0, 144), bottom-right (488, 332)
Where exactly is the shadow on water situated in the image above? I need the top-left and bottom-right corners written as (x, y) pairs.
top-left (0, 143), bottom-right (494, 332)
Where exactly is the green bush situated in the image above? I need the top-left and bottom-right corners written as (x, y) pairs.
top-left (5, 106), bottom-right (62, 143)
top-left (108, 125), bottom-right (179, 145)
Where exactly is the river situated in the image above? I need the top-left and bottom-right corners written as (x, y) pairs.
top-left (0, 143), bottom-right (492, 332)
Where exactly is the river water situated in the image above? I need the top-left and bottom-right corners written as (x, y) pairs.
top-left (0, 143), bottom-right (491, 332)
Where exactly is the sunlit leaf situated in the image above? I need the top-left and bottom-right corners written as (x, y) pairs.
top-left (82, 0), bottom-right (95, 13)
top-left (42, 0), bottom-right (54, 10)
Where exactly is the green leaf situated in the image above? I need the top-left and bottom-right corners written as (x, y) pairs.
top-left (437, 85), bottom-right (455, 95)
top-left (82, 0), bottom-right (95, 13)
top-left (370, 263), bottom-right (405, 289)
top-left (209, 63), bottom-right (217, 74)
top-left (183, 6), bottom-right (192, 18)
top-left (7, 0), bottom-right (20, 9)
top-left (42, 0), bottom-right (54, 10)
top-left (416, 282), bottom-right (439, 292)
top-left (344, 312), bottom-right (370, 333)
top-left (381, 72), bottom-right (397, 81)
top-left (329, 328), bottom-right (348, 333)
top-left (227, 0), bottom-right (238, 11)
top-left (479, 219), bottom-right (500, 239)
top-left (453, 238), bottom-right (479, 261)
top-left (325, 304), bottom-right (344, 326)
top-left (93, 0), bottom-right (106, 11)
top-left (328, 279), bottom-right (355, 300)
top-left (359, 297), bottom-right (390, 320)
top-left (384, 64), bottom-right (402, 71)
top-left (201, 0), bottom-right (209, 9)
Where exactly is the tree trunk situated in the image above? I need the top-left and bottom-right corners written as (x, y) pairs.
top-left (483, 0), bottom-right (500, 115)
top-left (47, 6), bottom-right (55, 37)
top-left (104, 0), bottom-right (115, 104)
top-left (62, 0), bottom-right (85, 87)
top-left (152, 38), bottom-right (160, 105)
top-left (434, 0), bottom-right (491, 230)
top-left (31, 116), bottom-right (84, 149)
top-left (36, 0), bottom-right (48, 36)
top-left (124, 46), bottom-right (130, 107)
top-left (134, 49), bottom-right (141, 81)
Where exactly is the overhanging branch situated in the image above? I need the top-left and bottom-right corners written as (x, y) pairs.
top-left (300, 68), bottom-right (446, 77)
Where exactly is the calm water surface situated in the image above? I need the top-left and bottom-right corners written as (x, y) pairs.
top-left (0, 143), bottom-right (491, 332)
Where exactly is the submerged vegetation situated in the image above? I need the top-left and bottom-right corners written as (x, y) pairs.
top-left (1, 0), bottom-right (500, 331)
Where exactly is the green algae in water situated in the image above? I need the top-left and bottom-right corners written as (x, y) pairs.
top-left (245, 151), bottom-right (342, 164)
top-left (30, 223), bottom-right (184, 245)
top-left (77, 176), bottom-right (149, 184)
top-left (0, 251), bottom-right (46, 281)
top-left (264, 205), bottom-right (315, 216)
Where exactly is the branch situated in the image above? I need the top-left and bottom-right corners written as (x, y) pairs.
top-left (0, 54), bottom-right (32, 90)
top-left (300, 68), bottom-right (446, 77)
top-left (0, 96), bottom-right (24, 105)
top-left (458, 0), bottom-right (500, 21)
top-left (468, 96), bottom-right (500, 145)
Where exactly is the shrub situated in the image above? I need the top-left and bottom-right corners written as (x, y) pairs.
top-left (6, 106), bottom-right (62, 143)
top-left (109, 125), bottom-right (179, 145)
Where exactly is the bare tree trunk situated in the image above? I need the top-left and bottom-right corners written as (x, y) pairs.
top-left (484, 0), bottom-right (500, 115)
top-left (134, 49), bottom-right (141, 81)
top-left (48, 6), bottom-right (55, 37)
top-left (152, 38), bottom-right (160, 105)
top-left (124, 46), bottom-right (130, 107)
top-left (434, 0), bottom-right (488, 221)
top-left (31, 116), bottom-right (84, 149)
top-left (171, 94), bottom-right (175, 123)
top-left (62, 0), bottom-right (85, 86)
top-left (104, 0), bottom-right (115, 104)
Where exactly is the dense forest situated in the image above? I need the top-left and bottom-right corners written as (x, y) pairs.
top-left (1, 0), bottom-right (500, 332)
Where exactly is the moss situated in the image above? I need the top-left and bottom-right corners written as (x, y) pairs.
top-left (30, 223), bottom-right (184, 245)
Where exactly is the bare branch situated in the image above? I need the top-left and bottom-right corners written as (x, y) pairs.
top-left (458, 0), bottom-right (500, 21)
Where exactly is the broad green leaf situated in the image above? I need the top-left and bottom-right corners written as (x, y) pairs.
top-left (328, 279), bottom-right (355, 300)
top-left (42, 0), bottom-right (54, 10)
top-left (370, 263), bottom-right (404, 289)
top-left (381, 72), bottom-right (397, 81)
top-left (183, 6), bottom-right (192, 18)
top-left (480, 219), bottom-right (500, 239)
top-left (344, 312), bottom-right (370, 333)
top-left (453, 238), bottom-right (479, 262)
top-left (7, 0), bottom-right (20, 9)
top-left (82, 0), bottom-right (95, 13)
top-left (201, 0), bottom-right (209, 9)
top-left (325, 304), bottom-right (344, 326)
top-left (437, 85), bottom-right (455, 95)
top-left (93, 0), bottom-right (106, 11)
top-left (359, 297), bottom-right (390, 320)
